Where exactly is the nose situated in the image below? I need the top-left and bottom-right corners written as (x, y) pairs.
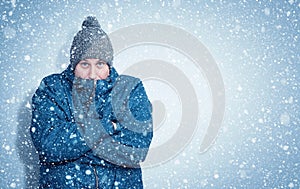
top-left (88, 65), bottom-right (97, 80)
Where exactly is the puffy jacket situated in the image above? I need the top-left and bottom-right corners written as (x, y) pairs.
top-left (30, 65), bottom-right (153, 189)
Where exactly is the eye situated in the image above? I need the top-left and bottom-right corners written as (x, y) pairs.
top-left (96, 62), bottom-right (106, 68)
top-left (80, 62), bottom-right (89, 68)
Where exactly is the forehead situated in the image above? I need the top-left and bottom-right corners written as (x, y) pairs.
top-left (79, 58), bottom-right (106, 63)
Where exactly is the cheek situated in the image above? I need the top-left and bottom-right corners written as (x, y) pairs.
top-left (97, 66), bottom-right (110, 79)
top-left (74, 68), bottom-right (89, 79)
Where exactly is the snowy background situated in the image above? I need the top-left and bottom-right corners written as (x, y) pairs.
top-left (1, 0), bottom-right (299, 188)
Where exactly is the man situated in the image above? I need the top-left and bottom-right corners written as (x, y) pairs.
top-left (30, 16), bottom-right (153, 189)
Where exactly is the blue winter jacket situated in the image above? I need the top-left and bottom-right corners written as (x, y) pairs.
top-left (30, 65), bottom-right (153, 189)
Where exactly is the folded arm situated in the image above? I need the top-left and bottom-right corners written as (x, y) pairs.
top-left (30, 77), bottom-right (91, 163)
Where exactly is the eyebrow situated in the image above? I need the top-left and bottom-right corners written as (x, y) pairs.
top-left (96, 61), bottom-right (106, 64)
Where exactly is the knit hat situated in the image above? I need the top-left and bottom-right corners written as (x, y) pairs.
top-left (70, 16), bottom-right (114, 69)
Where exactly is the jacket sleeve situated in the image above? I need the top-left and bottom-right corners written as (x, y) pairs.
top-left (91, 80), bottom-right (153, 168)
top-left (30, 77), bottom-right (91, 163)
top-left (113, 81), bottom-right (153, 148)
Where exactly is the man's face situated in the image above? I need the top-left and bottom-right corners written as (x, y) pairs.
top-left (74, 58), bottom-right (110, 80)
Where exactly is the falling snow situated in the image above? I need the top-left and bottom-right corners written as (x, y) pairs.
top-left (0, 0), bottom-right (299, 188)
top-left (85, 169), bottom-right (92, 175)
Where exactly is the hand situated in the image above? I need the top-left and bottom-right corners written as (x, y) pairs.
top-left (72, 77), bottom-right (98, 121)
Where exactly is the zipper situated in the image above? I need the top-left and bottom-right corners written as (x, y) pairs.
top-left (93, 166), bottom-right (99, 189)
